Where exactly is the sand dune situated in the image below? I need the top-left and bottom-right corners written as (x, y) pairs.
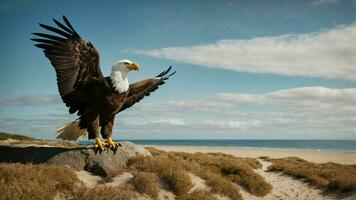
top-left (149, 146), bottom-right (356, 200)
top-left (75, 145), bottom-right (356, 199)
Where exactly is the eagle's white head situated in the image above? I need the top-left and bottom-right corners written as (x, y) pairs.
top-left (111, 60), bottom-right (140, 93)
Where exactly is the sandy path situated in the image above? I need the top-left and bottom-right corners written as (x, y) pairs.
top-left (186, 160), bottom-right (337, 200)
top-left (240, 159), bottom-right (336, 200)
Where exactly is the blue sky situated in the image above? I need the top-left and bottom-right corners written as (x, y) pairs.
top-left (1, 0), bottom-right (356, 139)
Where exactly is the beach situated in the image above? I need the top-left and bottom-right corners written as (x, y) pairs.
top-left (148, 145), bottom-right (356, 164)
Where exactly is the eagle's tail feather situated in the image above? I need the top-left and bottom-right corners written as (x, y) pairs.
top-left (56, 120), bottom-right (87, 141)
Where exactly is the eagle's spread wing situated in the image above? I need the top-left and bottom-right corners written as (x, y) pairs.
top-left (32, 16), bottom-right (103, 114)
top-left (120, 66), bottom-right (176, 112)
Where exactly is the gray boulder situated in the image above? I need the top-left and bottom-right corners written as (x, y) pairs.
top-left (0, 141), bottom-right (151, 177)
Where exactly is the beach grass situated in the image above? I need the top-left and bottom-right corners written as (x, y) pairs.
top-left (73, 185), bottom-right (136, 200)
top-left (0, 132), bottom-right (34, 141)
top-left (176, 189), bottom-right (217, 200)
top-left (127, 154), bottom-right (193, 196)
top-left (0, 162), bottom-right (137, 200)
top-left (195, 168), bottom-right (242, 200)
top-left (0, 131), bottom-right (81, 148)
top-left (128, 147), bottom-right (272, 199)
top-left (169, 151), bottom-right (271, 197)
top-left (263, 156), bottom-right (356, 192)
top-left (131, 171), bottom-right (159, 199)
top-left (0, 163), bottom-right (81, 200)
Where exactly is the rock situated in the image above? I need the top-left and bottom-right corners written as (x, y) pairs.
top-left (0, 141), bottom-right (151, 177)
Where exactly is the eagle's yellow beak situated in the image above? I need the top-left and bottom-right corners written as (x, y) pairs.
top-left (128, 63), bottom-right (140, 71)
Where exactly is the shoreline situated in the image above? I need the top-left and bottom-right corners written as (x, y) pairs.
top-left (145, 145), bottom-right (356, 164)
top-left (139, 144), bottom-right (356, 153)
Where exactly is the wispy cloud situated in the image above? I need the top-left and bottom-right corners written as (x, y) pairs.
top-left (217, 87), bottom-right (356, 111)
top-left (149, 118), bottom-right (187, 127)
top-left (0, 95), bottom-right (61, 105)
top-left (202, 120), bottom-right (261, 129)
top-left (134, 100), bottom-right (232, 113)
top-left (310, 0), bottom-right (342, 6)
top-left (132, 24), bottom-right (356, 81)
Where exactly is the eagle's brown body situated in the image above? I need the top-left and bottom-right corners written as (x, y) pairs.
top-left (74, 77), bottom-right (130, 140)
top-left (32, 16), bottom-right (175, 145)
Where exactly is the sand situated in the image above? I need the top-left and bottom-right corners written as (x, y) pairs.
top-left (240, 159), bottom-right (336, 200)
top-left (148, 145), bottom-right (356, 164)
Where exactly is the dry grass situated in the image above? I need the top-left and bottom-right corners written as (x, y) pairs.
top-left (0, 132), bottom-right (33, 141)
top-left (0, 163), bottom-right (81, 200)
top-left (171, 151), bottom-right (262, 170)
top-left (145, 146), bottom-right (168, 156)
top-left (177, 189), bottom-right (217, 200)
top-left (136, 147), bottom-right (272, 199)
top-left (0, 132), bottom-right (81, 148)
top-left (195, 167), bottom-right (242, 200)
top-left (221, 161), bottom-right (272, 196)
top-left (264, 157), bottom-right (356, 192)
top-left (0, 163), bottom-right (136, 200)
top-left (131, 171), bottom-right (159, 199)
top-left (12, 139), bottom-right (82, 148)
top-left (128, 155), bottom-right (193, 196)
top-left (103, 167), bottom-right (125, 181)
top-left (72, 185), bottom-right (136, 200)
top-left (170, 151), bottom-right (271, 197)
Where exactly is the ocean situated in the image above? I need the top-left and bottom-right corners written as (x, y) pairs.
top-left (124, 140), bottom-right (356, 153)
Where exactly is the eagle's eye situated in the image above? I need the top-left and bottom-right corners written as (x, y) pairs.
top-left (123, 62), bottom-right (130, 65)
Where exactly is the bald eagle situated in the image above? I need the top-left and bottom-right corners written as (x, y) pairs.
top-left (32, 16), bottom-right (175, 152)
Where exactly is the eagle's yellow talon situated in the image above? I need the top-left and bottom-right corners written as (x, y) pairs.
top-left (105, 138), bottom-right (119, 151)
top-left (93, 138), bottom-right (105, 152)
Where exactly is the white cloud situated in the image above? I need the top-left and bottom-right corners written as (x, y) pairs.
top-left (0, 95), bottom-right (61, 105)
top-left (203, 120), bottom-right (261, 129)
top-left (217, 87), bottom-right (356, 111)
top-left (134, 99), bottom-right (232, 113)
top-left (150, 118), bottom-right (187, 126)
top-left (212, 87), bottom-right (356, 135)
top-left (133, 25), bottom-right (356, 81)
top-left (310, 0), bottom-right (342, 6)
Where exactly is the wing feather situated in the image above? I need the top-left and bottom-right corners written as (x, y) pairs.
top-left (38, 23), bottom-right (73, 38)
top-left (32, 16), bottom-right (103, 114)
top-left (52, 18), bottom-right (75, 34)
top-left (62, 15), bottom-right (77, 32)
top-left (120, 66), bottom-right (175, 112)
top-left (32, 33), bottom-right (67, 42)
